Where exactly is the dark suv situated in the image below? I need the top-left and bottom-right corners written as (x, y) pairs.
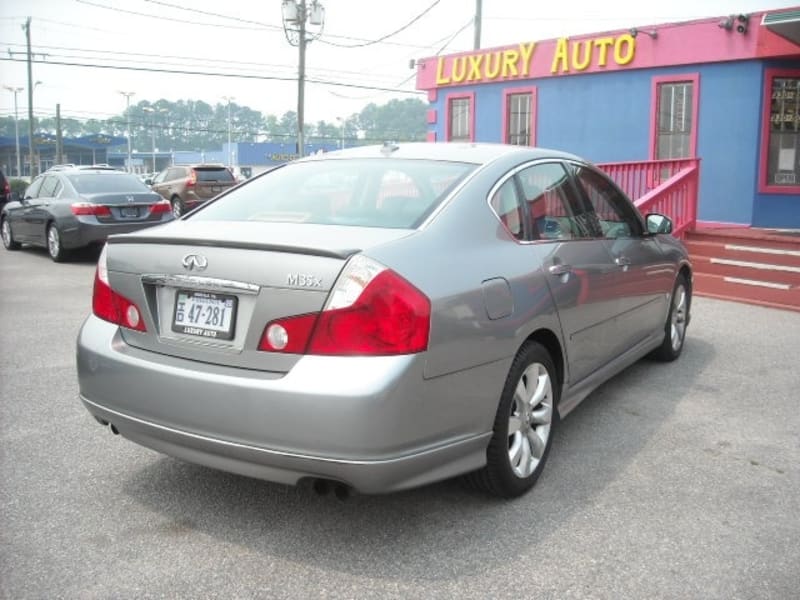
top-left (0, 170), bottom-right (10, 208)
top-left (149, 164), bottom-right (236, 217)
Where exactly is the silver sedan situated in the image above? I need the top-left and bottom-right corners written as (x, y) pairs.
top-left (76, 143), bottom-right (691, 498)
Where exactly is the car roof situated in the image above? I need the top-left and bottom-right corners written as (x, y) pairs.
top-left (302, 142), bottom-right (584, 166)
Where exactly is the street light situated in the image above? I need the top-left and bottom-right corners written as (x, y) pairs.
top-left (118, 91), bottom-right (135, 173)
top-left (142, 106), bottom-right (167, 173)
top-left (281, 0), bottom-right (325, 158)
top-left (221, 96), bottom-right (235, 168)
top-left (3, 85), bottom-right (23, 177)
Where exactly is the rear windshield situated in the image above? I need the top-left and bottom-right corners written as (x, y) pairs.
top-left (190, 158), bottom-right (476, 229)
top-left (195, 168), bottom-right (234, 182)
top-left (67, 173), bottom-right (151, 194)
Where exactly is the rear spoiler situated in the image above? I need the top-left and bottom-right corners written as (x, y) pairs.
top-left (105, 235), bottom-right (360, 260)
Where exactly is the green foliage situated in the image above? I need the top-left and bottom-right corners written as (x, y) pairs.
top-left (9, 178), bottom-right (28, 196)
top-left (0, 97), bottom-right (430, 150)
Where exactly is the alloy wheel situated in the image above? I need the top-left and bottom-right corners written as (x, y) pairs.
top-left (670, 284), bottom-right (687, 352)
top-left (1, 220), bottom-right (11, 247)
top-left (508, 362), bottom-right (553, 478)
top-left (48, 226), bottom-right (60, 259)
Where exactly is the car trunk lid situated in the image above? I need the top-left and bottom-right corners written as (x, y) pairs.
top-left (104, 220), bottom-right (414, 372)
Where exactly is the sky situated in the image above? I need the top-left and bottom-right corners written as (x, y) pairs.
top-left (0, 0), bottom-right (797, 127)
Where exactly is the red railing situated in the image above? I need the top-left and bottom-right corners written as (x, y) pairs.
top-left (597, 158), bottom-right (697, 202)
top-left (598, 158), bottom-right (700, 239)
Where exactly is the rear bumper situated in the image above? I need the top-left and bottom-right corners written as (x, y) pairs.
top-left (62, 217), bottom-right (171, 249)
top-left (76, 316), bottom-right (496, 493)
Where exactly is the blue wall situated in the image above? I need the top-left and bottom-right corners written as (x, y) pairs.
top-left (429, 59), bottom-right (799, 227)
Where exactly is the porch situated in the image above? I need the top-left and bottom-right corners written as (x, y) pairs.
top-left (598, 158), bottom-right (800, 312)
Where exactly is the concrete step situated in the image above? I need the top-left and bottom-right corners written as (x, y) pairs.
top-left (685, 240), bottom-right (800, 269)
top-left (693, 272), bottom-right (800, 312)
top-left (690, 255), bottom-right (800, 286)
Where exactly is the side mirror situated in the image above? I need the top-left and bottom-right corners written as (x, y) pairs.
top-left (646, 213), bottom-right (673, 234)
top-left (144, 178), bottom-right (153, 185)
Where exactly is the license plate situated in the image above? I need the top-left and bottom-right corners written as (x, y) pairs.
top-left (121, 206), bottom-right (139, 218)
top-left (172, 290), bottom-right (237, 340)
top-left (212, 186), bottom-right (221, 193)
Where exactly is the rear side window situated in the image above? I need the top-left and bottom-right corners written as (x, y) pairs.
top-left (195, 168), bottom-right (234, 182)
top-left (190, 159), bottom-right (476, 229)
top-left (67, 174), bottom-right (150, 194)
top-left (489, 178), bottom-right (524, 240)
top-left (39, 176), bottom-right (61, 198)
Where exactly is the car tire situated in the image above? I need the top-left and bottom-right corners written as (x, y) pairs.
top-left (464, 341), bottom-right (559, 498)
top-left (46, 223), bottom-right (69, 262)
top-left (171, 196), bottom-right (184, 218)
top-left (650, 273), bottom-right (690, 362)
top-left (1, 217), bottom-right (21, 250)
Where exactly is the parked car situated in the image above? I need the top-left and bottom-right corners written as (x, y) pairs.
top-left (76, 143), bottom-right (692, 498)
top-left (148, 164), bottom-right (236, 217)
top-left (1, 168), bottom-right (173, 261)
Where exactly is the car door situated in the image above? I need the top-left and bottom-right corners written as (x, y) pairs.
top-left (23, 175), bottom-right (61, 244)
top-left (513, 161), bottom-right (623, 384)
top-left (12, 176), bottom-right (45, 240)
top-left (569, 163), bottom-right (673, 355)
top-left (149, 168), bottom-right (170, 200)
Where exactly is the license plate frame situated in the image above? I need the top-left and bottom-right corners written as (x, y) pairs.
top-left (171, 290), bottom-right (237, 340)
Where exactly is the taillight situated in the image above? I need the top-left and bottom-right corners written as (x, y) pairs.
top-left (186, 170), bottom-right (197, 187)
top-left (2, 181), bottom-right (8, 194)
top-left (149, 199), bottom-right (171, 214)
top-left (259, 256), bottom-right (430, 356)
top-left (71, 202), bottom-right (111, 216)
top-left (92, 245), bottom-right (147, 332)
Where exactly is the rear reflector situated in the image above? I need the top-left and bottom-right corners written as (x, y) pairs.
top-left (259, 256), bottom-right (430, 356)
top-left (92, 245), bottom-right (147, 332)
top-left (71, 202), bottom-right (111, 216)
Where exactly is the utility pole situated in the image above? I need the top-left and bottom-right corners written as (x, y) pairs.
top-left (282, 0), bottom-right (325, 159)
top-left (474, 0), bottom-right (482, 50)
top-left (298, 2), bottom-right (306, 158)
top-left (56, 103), bottom-right (63, 165)
top-left (24, 17), bottom-right (36, 177)
top-left (3, 86), bottom-right (23, 177)
top-left (222, 96), bottom-right (235, 168)
top-left (119, 91), bottom-right (135, 172)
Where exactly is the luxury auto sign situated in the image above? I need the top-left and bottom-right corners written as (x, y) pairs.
top-left (433, 33), bottom-right (637, 85)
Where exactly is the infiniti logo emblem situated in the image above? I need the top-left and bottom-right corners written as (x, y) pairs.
top-left (182, 254), bottom-right (208, 271)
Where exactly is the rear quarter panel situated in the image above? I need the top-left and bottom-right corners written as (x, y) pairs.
top-left (364, 158), bottom-right (565, 383)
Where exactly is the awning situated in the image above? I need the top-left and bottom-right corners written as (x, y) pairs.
top-left (763, 10), bottom-right (800, 45)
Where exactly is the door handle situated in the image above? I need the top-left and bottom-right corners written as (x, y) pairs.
top-left (548, 264), bottom-right (573, 276)
top-left (614, 256), bottom-right (631, 267)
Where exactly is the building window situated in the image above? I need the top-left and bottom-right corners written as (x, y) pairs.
top-left (761, 71), bottom-right (800, 192)
top-left (446, 93), bottom-right (474, 142)
top-left (656, 82), bottom-right (693, 159)
top-left (650, 74), bottom-right (699, 161)
top-left (504, 90), bottom-right (535, 146)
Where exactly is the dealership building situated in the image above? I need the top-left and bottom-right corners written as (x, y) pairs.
top-left (416, 7), bottom-right (800, 228)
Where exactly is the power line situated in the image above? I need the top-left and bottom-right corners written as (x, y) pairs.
top-left (318, 0), bottom-right (442, 48)
top-left (3, 42), bottom-right (408, 84)
top-left (75, 0), bottom-right (270, 31)
top-left (136, 0), bottom-right (445, 49)
top-left (0, 57), bottom-right (425, 95)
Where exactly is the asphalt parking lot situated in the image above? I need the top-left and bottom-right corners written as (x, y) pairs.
top-left (1, 246), bottom-right (798, 599)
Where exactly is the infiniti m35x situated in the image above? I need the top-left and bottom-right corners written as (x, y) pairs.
top-left (76, 143), bottom-right (691, 498)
